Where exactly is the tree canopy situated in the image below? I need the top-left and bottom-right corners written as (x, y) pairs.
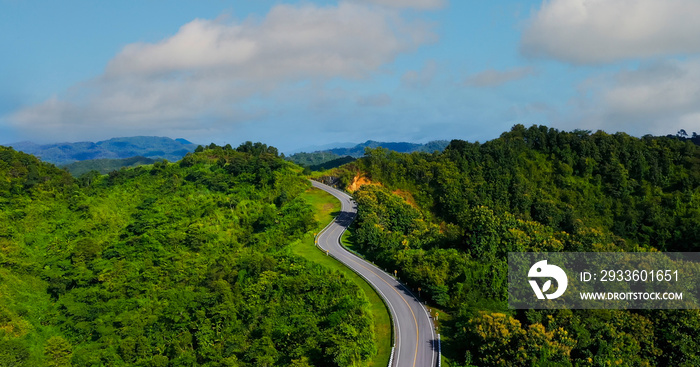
top-left (340, 125), bottom-right (700, 366)
top-left (0, 143), bottom-right (376, 366)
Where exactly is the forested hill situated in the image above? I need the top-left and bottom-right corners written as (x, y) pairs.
top-left (62, 156), bottom-right (157, 176)
top-left (332, 125), bottom-right (700, 366)
top-left (0, 147), bottom-right (74, 195)
top-left (350, 125), bottom-right (700, 251)
top-left (0, 143), bottom-right (375, 366)
top-left (5, 136), bottom-right (197, 165)
top-left (286, 139), bottom-right (449, 168)
top-left (327, 140), bottom-right (449, 157)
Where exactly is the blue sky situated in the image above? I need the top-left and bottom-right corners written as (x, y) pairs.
top-left (3, 0), bottom-right (700, 152)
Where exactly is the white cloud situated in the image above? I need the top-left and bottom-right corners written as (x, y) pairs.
top-left (521, 0), bottom-right (700, 64)
top-left (352, 0), bottom-right (446, 10)
top-left (572, 59), bottom-right (700, 135)
top-left (106, 3), bottom-right (432, 80)
top-left (10, 2), bottom-right (435, 141)
top-left (465, 67), bottom-right (535, 87)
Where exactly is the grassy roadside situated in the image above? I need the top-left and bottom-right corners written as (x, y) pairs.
top-left (341, 212), bottom-right (461, 367)
top-left (341, 229), bottom-right (361, 255)
top-left (292, 187), bottom-right (392, 367)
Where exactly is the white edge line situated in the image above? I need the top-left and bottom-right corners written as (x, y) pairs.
top-left (323, 220), bottom-right (402, 367)
top-left (311, 181), bottom-right (401, 367)
top-left (319, 179), bottom-right (437, 367)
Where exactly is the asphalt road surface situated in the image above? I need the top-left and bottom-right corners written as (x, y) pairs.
top-left (311, 180), bottom-right (438, 367)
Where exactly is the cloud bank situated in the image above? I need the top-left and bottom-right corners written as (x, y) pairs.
top-left (574, 59), bottom-right (700, 135)
top-left (522, 0), bottom-right (700, 64)
top-left (10, 2), bottom-right (435, 141)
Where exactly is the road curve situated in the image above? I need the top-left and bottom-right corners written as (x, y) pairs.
top-left (311, 180), bottom-right (438, 367)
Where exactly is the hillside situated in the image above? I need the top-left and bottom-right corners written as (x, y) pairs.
top-left (327, 140), bottom-right (449, 157)
top-left (328, 125), bottom-right (700, 366)
top-left (61, 156), bottom-right (158, 176)
top-left (285, 151), bottom-right (345, 167)
top-left (0, 143), bottom-right (376, 366)
top-left (7, 126), bottom-right (700, 366)
top-left (286, 139), bottom-right (449, 169)
top-left (5, 136), bottom-right (197, 165)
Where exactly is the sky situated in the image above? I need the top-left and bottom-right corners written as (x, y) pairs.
top-left (3, 0), bottom-right (700, 153)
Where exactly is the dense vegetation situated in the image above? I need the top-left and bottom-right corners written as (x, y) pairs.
top-left (62, 156), bottom-right (157, 176)
top-left (286, 140), bottom-right (449, 169)
top-left (0, 142), bottom-right (376, 366)
top-left (307, 156), bottom-right (357, 172)
top-left (325, 140), bottom-right (449, 158)
top-left (286, 152), bottom-right (343, 167)
top-left (334, 125), bottom-right (700, 366)
top-left (6, 136), bottom-right (196, 165)
top-left (8, 125), bottom-right (700, 366)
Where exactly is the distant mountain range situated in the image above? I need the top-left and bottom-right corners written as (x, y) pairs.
top-left (325, 140), bottom-right (450, 157)
top-left (286, 140), bottom-right (450, 169)
top-left (3, 136), bottom-right (451, 175)
top-left (285, 142), bottom-right (357, 155)
top-left (62, 156), bottom-right (159, 177)
top-left (4, 136), bottom-right (197, 166)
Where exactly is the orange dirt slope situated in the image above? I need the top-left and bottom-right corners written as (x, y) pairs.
top-left (346, 173), bottom-right (381, 192)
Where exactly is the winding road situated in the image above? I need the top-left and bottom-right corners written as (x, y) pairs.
top-left (311, 180), bottom-right (438, 367)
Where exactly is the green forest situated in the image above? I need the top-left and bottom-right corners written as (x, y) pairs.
top-left (5, 125), bottom-right (700, 366)
top-left (62, 157), bottom-right (158, 176)
top-left (0, 142), bottom-right (375, 366)
top-left (285, 140), bottom-right (449, 169)
top-left (328, 125), bottom-right (700, 366)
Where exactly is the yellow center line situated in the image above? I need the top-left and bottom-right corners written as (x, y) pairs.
top-left (322, 223), bottom-right (421, 367)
